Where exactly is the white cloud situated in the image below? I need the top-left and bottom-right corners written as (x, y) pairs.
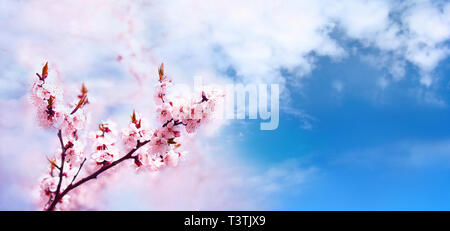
top-left (415, 88), bottom-right (447, 107)
top-left (420, 74), bottom-right (433, 87)
top-left (248, 159), bottom-right (318, 195)
top-left (1, 0), bottom-right (449, 104)
top-left (377, 76), bottom-right (389, 89)
top-left (329, 0), bottom-right (449, 87)
top-left (89, 139), bottom-right (317, 210)
top-left (333, 80), bottom-right (344, 93)
top-left (326, 0), bottom-right (392, 40)
top-left (282, 106), bottom-right (318, 130)
top-left (1, 0), bottom-right (450, 209)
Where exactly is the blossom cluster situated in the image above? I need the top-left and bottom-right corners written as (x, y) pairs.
top-left (39, 156), bottom-right (75, 210)
top-left (130, 63), bottom-right (221, 171)
top-left (33, 62), bottom-right (222, 210)
top-left (32, 63), bottom-right (89, 210)
top-left (91, 121), bottom-right (119, 164)
top-left (30, 62), bottom-right (64, 128)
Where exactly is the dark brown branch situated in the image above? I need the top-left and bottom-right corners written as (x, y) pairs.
top-left (57, 129), bottom-right (65, 150)
top-left (162, 119), bottom-right (173, 127)
top-left (70, 107), bottom-right (80, 115)
top-left (163, 119), bottom-right (187, 127)
top-left (45, 139), bottom-right (151, 211)
top-left (36, 73), bottom-right (45, 83)
top-left (45, 99), bottom-right (191, 211)
top-left (47, 130), bottom-right (67, 210)
top-left (174, 120), bottom-right (187, 126)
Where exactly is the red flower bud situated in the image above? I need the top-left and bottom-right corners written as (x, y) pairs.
top-left (41, 61), bottom-right (48, 79)
top-left (158, 63), bottom-right (164, 81)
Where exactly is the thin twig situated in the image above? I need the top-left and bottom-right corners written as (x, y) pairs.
top-left (47, 156), bottom-right (61, 171)
top-left (70, 158), bottom-right (87, 185)
top-left (70, 95), bottom-right (87, 115)
top-left (162, 119), bottom-right (174, 127)
top-left (70, 107), bottom-right (79, 115)
top-left (163, 119), bottom-right (187, 127)
top-left (174, 120), bottom-right (187, 126)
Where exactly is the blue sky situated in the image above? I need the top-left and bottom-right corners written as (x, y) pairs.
top-left (227, 53), bottom-right (450, 210)
top-left (1, 0), bottom-right (450, 210)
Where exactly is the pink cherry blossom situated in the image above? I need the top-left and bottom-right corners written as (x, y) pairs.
top-left (61, 112), bottom-right (87, 140)
top-left (65, 139), bottom-right (85, 164)
top-left (30, 71), bottom-right (66, 129)
top-left (164, 121), bottom-right (181, 138)
top-left (91, 148), bottom-right (118, 163)
top-left (147, 156), bottom-right (165, 171)
top-left (122, 112), bottom-right (151, 149)
top-left (172, 103), bottom-right (190, 121)
top-left (133, 148), bottom-right (166, 172)
top-left (156, 103), bottom-right (173, 123)
top-left (165, 149), bottom-right (181, 167)
top-left (153, 84), bottom-right (167, 105)
top-left (91, 121), bottom-right (119, 164)
top-left (184, 119), bottom-right (201, 133)
top-left (32, 62), bottom-right (222, 211)
top-left (149, 130), bottom-right (169, 155)
top-left (190, 102), bottom-right (204, 120)
top-left (40, 176), bottom-right (59, 193)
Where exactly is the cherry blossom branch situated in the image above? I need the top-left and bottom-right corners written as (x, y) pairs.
top-left (163, 119), bottom-right (186, 127)
top-left (46, 115), bottom-right (189, 211)
top-left (51, 130), bottom-right (67, 207)
top-left (70, 94), bottom-right (87, 115)
top-left (162, 119), bottom-right (174, 127)
top-left (46, 139), bottom-right (151, 211)
top-left (35, 62), bottom-right (221, 211)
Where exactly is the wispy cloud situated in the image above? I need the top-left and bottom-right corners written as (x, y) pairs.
top-left (1, 0), bottom-right (449, 105)
top-left (282, 106), bottom-right (318, 130)
top-left (335, 139), bottom-right (450, 169)
top-left (1, 0), bottom-right (450, 210)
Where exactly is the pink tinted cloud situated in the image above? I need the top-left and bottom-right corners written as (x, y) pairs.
top-left (0, 0), bottom-right (318, 210)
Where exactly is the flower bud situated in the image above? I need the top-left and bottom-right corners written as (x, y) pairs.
top-left (41, 62), bottom-right (48, 79)
top-left (158, 63), bottom-right (164, 81)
